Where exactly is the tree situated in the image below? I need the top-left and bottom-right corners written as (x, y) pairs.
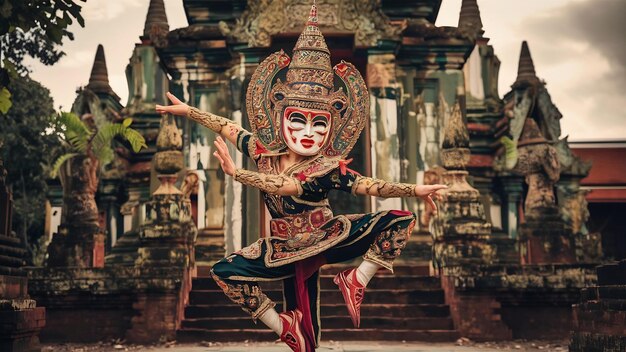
top-left (0, 0), bottom-right (86, 113)
top-left (50, 112), bottom-right (146, 235)
top-left (0, 75), bottom-right (61, 261)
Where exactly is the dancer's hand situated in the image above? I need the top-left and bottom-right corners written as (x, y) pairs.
top-left (414, 184), bottom-right (447, 214)
top-left (213, 136), bottom-right (236, 176)
top-left (155, 92), bottom-right (190, 116)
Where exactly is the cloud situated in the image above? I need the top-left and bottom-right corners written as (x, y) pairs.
top-left (81, 0), bottom-right (145, 22)
top-left (518, 0), bottom-right (626, 140)
top-left (521, 0), bottom-right (626, 87)
top-left (58, 50), bottom-right (94, 68)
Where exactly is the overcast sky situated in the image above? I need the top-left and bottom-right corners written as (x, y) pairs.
top-left (26, 0), bottom-right (625, 141)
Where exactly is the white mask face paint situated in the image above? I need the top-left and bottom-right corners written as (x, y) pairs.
top-left (281, 107), bottom-right (331, 156)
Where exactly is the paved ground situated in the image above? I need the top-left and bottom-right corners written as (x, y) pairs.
top-left (43, 339), bottom-right (569, 352)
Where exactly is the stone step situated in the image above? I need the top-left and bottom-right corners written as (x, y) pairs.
top-left (323, 328), bottom-right (460, 342)
top-left (176, 328), bottom-right (460, 342)
top-left (176, 328), bottom-right (274, 343)
top-left (0, 253), bottom-right (25, 268)
top-left (182, 316), bottom-right (454, 330)
top-left (580, 287), bottom-right (597, 301)
top-left (597, 261), bottom-right (626, 285)
top-left (576, 299), bottom-right (626, 312)
top-left (191, 275), bottom-right (441, 291)
top-left (0, 234), bottom-right (21, 247)
top-left (597, 285), bottom-right (626, 300)
top-left (181, 263), bottom-right (458, 343)
top-left (185, 303), bottom-right (452, 319)
top-left (196, 264), bottom-right (431, 278)
top-left (0, 266), bottom-right (24, 276)
top-left (189, 289), bottom-right (446, 306)
top-left (0, 243), bottom-right (26, 258)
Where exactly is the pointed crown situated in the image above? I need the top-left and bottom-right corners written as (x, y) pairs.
top-left (248, 2), bottom-right (369, 159)
top-left (283, 4), bottom-right (335, 106)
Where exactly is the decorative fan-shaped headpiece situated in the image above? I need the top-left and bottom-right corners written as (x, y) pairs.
top-left (245, 3), bottom-right (369, 159)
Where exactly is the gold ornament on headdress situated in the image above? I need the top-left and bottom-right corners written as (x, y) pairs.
top-left (246, 2), bottom-right (369, 159)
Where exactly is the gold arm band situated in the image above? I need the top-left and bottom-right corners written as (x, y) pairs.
top-left (188, 106), bottom-right (236, 133)
top-left (233, 169), bottom-right (302, 196)
top-left (354, 175), bottom-right (416, 198)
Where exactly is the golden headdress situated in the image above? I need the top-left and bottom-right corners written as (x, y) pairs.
top-left (245, 3), bottom-right (369, 159)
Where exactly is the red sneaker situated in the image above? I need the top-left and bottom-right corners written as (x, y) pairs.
top-left (279, 309), bottom-right (306, 352)
top-left (333, 268), bottom-right (365, 328)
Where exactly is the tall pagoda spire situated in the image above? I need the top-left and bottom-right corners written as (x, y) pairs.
top-left (458, 0), bottom-right (484, 38)
top-left (514, 41), bottom-right (541, 87)
top-left (86, 44), bottom-right (115, 96)
top-left (142, 0), bottom-right (169, 41)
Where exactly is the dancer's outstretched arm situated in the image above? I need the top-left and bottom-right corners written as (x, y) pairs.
top-left (212, 136), bottom-right (302, 196)
top-left (352, 176), bottom-right (445, 212)
top-left (156, 92), bottom-right (245, 146)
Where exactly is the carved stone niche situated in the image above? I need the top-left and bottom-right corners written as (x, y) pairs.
top-left (220, 0), bottom-right (401, 48)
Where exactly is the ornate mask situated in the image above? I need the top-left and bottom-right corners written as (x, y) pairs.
top-left (246, 3), bottom-right (369, 159)
top-left (282, 107), bottom-right (331, 156)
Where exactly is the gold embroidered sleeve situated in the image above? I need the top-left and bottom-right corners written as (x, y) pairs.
top-left (353, 175), bottom-right (416, 198)
top-left (233, 169), bottom-right (303, 196)
top-left (188, 106), bottom-right (237, 134)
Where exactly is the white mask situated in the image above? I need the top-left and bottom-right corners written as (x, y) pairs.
top-left (281, 107), bottom-right (331, 156)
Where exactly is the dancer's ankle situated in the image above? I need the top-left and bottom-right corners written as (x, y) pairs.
top-left (355, 260), bottom-right (381, 287)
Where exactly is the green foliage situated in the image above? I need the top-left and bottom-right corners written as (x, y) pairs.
top-left (0, 87), bottom-right (11, 114)
top-left (51, 114), bottom-right (147, 178)
top-left (0, 75), bottom-right (61, 261)
top-left (1, 29), bottom-right (66, 76)
top-left (0, 0), bottom-right (86, 74)
top-left (91, 119), bottom-right (147, 166)
top-left (499, 136), bottom-right (519, 170)
top-left (0, 0), bottom-right (86, 113)
top-left (0, 0), bottom-right (86, 45)
top-left (49, 152), bottom-right (78, 178)
top-left (57, 111), bottom-right (91, 153)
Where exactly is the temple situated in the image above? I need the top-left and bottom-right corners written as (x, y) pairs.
top-left (6, 0), bottom-right (623, 350)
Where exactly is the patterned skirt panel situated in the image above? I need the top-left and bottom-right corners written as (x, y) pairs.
top-left (210, 210), bottom-right (416, 320)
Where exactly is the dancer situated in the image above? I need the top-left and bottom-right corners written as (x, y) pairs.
top-left (156, 3), bottom-right (446, 351)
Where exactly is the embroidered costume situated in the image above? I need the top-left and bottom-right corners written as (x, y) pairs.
top-left (181, 4), bottom-right (430, 352)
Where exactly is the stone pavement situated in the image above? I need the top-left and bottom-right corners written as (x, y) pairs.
top-left (43, 339), bottom-right (569, 352)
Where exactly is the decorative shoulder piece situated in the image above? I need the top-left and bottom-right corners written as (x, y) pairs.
top-left (246, 51), bottom-right (291, 151)
top-left (188, 107), bottom-right (235, 134)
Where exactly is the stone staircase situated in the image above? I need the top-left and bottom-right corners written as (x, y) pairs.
top-left (177, 264), bottom-right (460, 342)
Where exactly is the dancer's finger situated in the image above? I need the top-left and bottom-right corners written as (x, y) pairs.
top-left (213, 151), bottom-right (224, 165)
top-left (217, 136), bottom-right (227, 150)
top-left (221, 139), bottom-right (232, 157)
top-left (426, 195), bottom-right (438, 213)
top-left (166, 92), bottom-right (183, 105)
top-left (214, 139), bottom-right (228, 156)
top-left (426, 184), bottom-right (447, 192)
top-left (214, 139), bottom-right (225, 154)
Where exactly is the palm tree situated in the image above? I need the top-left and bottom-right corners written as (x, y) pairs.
top-left (47, 111), bottom-right (146, 267)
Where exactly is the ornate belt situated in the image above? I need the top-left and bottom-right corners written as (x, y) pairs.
top-left (270, 208), bottom-right (334, 239)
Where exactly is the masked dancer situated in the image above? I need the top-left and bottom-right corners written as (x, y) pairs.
top-left (156, 3), bottom-right (446, 351)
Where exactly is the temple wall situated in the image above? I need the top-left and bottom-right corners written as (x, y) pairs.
top-left (29, 266), bottom-right (194, 343)
top-left (441, 264), bottom-right (596, 341)
top-left (368, 52), bottom-right (402, 212)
